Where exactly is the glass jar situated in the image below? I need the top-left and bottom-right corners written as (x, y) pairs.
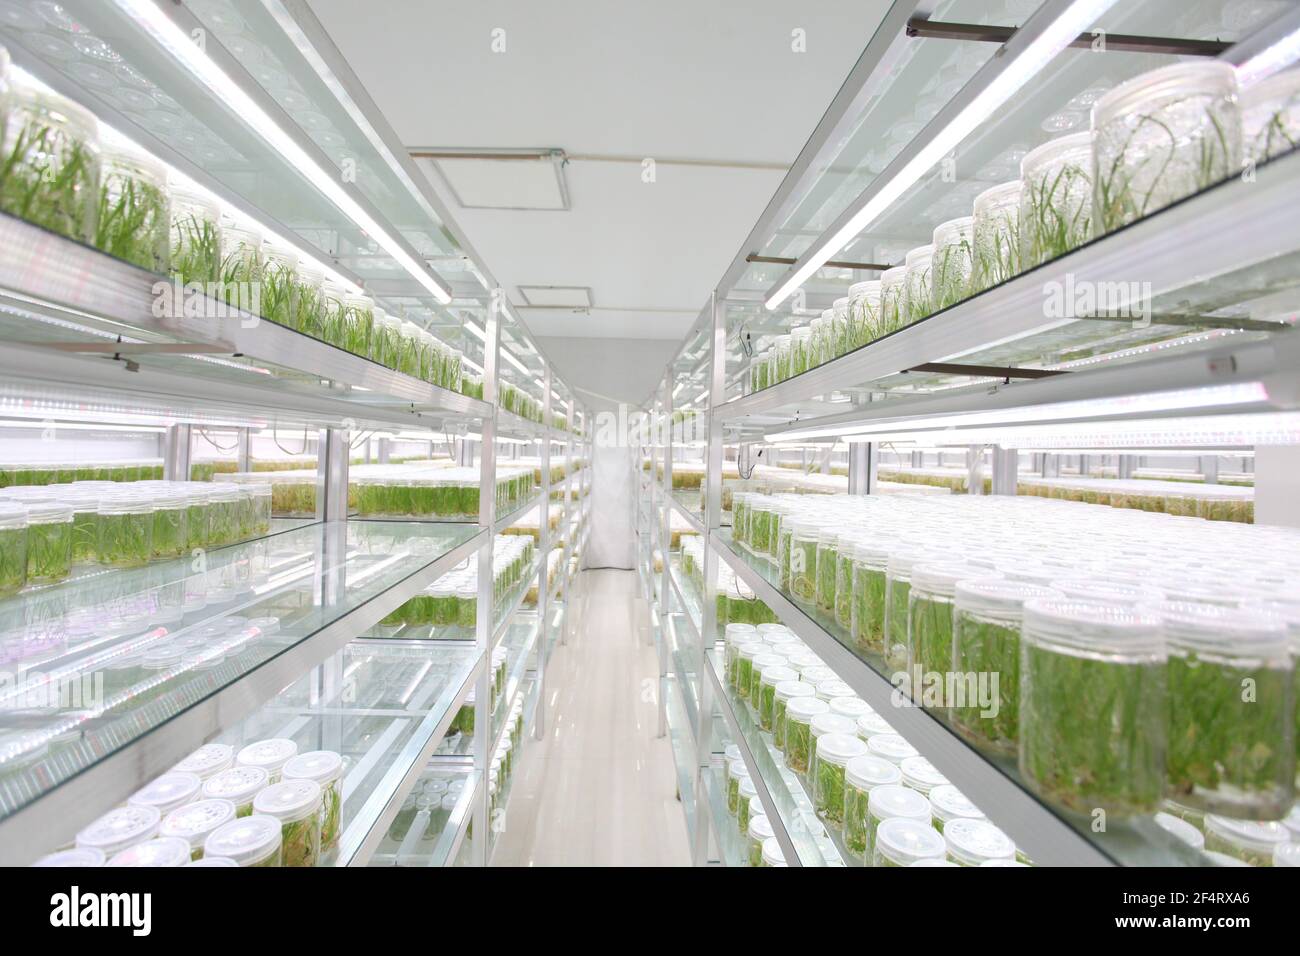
top-left (832, 531), bottom-right (856, 629)
top-left (757, 664), bottom-right (797, 731)
top-left (749, 350), bottom-right (770, 393)
top-left (725, 758), bottom-right (749, 816)
top-left (0, 502), bottom-right (28, 594)
top-left (260, 244), bottom-right (300, 331)
top-left (1019, 599), bottom-right (1166, 817)
top-left (283, 750), bottom-right (344, 852)
top-left (419, 329), bottom-right (442, 384)
top-left (851, 541), bottom-right (890, 654)
top-left (951, 579), bottom-right (1061, 756)
top-left (319, 281), bottom-right (348, 349)
top-left (943, 817), bottom-right (1016, 866)
top-left (248, 484), bottom-right (272, 536)
top-left (219, 218), bottom-right (263, 301)
top-left (168, 186), bottom-right (222, 284)
top-left (95, 136), bottom-right (169, 273)
top-left (203, 814), bottom-right (283, 867)
top-left (847, 280), bottom-right (880, 350)
top-left (736, 777), bottom-right (758, 835)
top-left (398, 323), bottom-right (424, 378)
top-left (865, 784), bottom-right (930, 866)
top-left (809, 315), bottom-right (827, 368)
top-left (1019, 132), bottom-right (1093, 267)
top-left (814, 732), bottom-right (868, 826)
top-left (791, 326), bottom-right (813, 377)
top-left (183, 485), bottom-right (211, 550)
top-left (457, 584), bottom-right (477, 628)
top-left (773, 334), bottom-right (793, 383)
top-left (746, 813), bottom-right (774, 867)
top-left (875, 816), bottom-right (947, 867)
top-left (972, 180), bottom-right (1022, 291)
top-left (0, 83), bottom-right (100, 243)
top-left (830, 297), bottom-right (850, 359)
top-left (878, 265), bottom-right (907, 337)
top-left (253, 779), bottom-right (322, 867)
top-left (930, 216), bottom-right (974, 311)
top-left (1093, 61), bottom-right (1240, 235)
top-left (902, 244), bottom-right (935, 325)
top-left (443, 346), bottom-right (463, 393)
top-left (293, 263), bottom-right (326, 339)
top-left (906, 563), bottom-right (976, 688)
top-left (206, 485), bottom-right (243, 546)
top-left (1156, 601), bottom-right (1294, 818)
top-left (843, 755), bottom-right (901, 861)
top-left (783, 696), bottom-right (830, 774)
top-left (343, 292), bottom-right (376, 357)
top-left (760, 836), bottom-right (786, 867)
top-left (150, 490), bottom-right (188, 560)
top-left (1203, 815), bottom-right (1289, 867)
top-left (809, 712), bottom-right (857, 783)
top-left (1240, 68), bottom-right (1300, 166)
top-left (734, 642), bottom-right (763, 704)
top-left (814, 528), bottom-right (839, 614)
top-left (772, 679), bottom-right (815, 751)
top-left (927, 783), bottom-right (985, 834)
top-left (884, 548), bottom-right (927, 671)
top-left (26, 500), bottom-right (73, 583)
top-left (789, 523), bottom-right (819, 606)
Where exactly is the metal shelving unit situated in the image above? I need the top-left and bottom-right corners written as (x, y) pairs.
top-left (0, 0), bottom-right (591, 867)
top-left (639, 0), bottom-right (1300, 868)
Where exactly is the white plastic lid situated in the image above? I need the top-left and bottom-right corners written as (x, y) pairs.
top-left (253, 778), bottom-right (323, 824)
top-left (944, 817), bottom-right (1016, 865)
top-left (26, 500), bottom-right (73, 523)
top-left (77, 805), bottom-right (162, 856)
top-left (911, 858), bottom-right (959, 867)
top-left (810, 713), bottom-right (857, 739)
top-left (801, 665), bottom-right (837, 684)
top-left (747, 813), bottom-right (775, 842)
top-left (128, 771), bottom-right (203, 815)
top-left (738, 642), bottom-right (764, 662)
top-left (202, 765), bottom-right (269, 804)
top-left (773, 680), bottom-right (815, 703)
top-left (868, 783), bottom-right (930, 823)
top-left (761, 836), bottom-right (786, 866)
top-left (1146, 601), bottom-right (1290, 656)
top-left (160, 798), bottom-right (237, 850)
top-left (33, 848), bottom-right (106, 867)
top-left (283, 750), bottom-right (344, 786)
top-left (928, 784), bottom-right (985, 825)
top-left (1204, 815), bottom-right (1290, 854)
top-left (752, 652), bottom-right (785, 673)
top-left (856, 711), bottom-right (896, 739)
top-left (867, 734), bottom-right (919, 765)
top-left (1276, 844), bottom-right (1300, 868)
top-left (911, 562), bottom-right (978, 599)
top-left (1022, 599), bottom-right (1165, 657)
top-left (172, 743), bottom-right (234, 780)
top-left (876, 817), bottom-right (946, 865)
top-left (203, 814), bottom-right (282, 866)
top-left (815, 732), bottom-right (868, 767)
top-left (236, 737), bottom-right (299, 775)
top-left (1153, 811), bottom-right (1205, 851)
top-left (1203, 850), bottom-right (1251, 867)
top-left (828, 696), bottom-right (871, 720)
top-left (785, 696), bottom-right (830, 722)
top-left (738, 776), bottom-right (758, 799)
top-left (845, 754), bottom-right (902, 791)
top-left (955, 578), bottom-right (1061, 622)
top-left (900, 756), bottom-right (949, 793)
top-left (1049, 577), bottom-right (1163, 607)
top-left (759, 665), bottom-right (798, 687)
top-left (186, 856), bottom-right (239, 867)
top-left (106, 837), bottom-right (192, 868)
top-left (0, 502), bottom-right (27, 529)
top-left (815, 678), bottom-right (854, 701)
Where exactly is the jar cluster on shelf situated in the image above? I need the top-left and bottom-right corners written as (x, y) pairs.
top-left (727, 492), bottom-right (1300, 864)
top-left (747, 62), bottom-right (1300, 395)
top-left (380, 534), bottom-right (536, 629)
top-left (0, 460), bottom-right (164, 487)
top-left (0, 479), bottom-right (272, 591)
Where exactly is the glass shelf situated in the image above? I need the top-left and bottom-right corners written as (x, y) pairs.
top-left (0, 518), bottom-right (484, 862)
top-left (369, 763), bottom-right (480, 867)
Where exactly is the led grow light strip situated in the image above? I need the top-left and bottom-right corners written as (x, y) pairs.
top-left (116, 0), bottom-right (452, 304)
top-left (765, 381), bottom-right (1270, 443)
top-left (763, 0), bottom-right (1120, 311)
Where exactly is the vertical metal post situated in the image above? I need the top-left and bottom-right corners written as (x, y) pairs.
top-left (235, 427), bottom-right (252, 473)
top-left (966, 445), bottom-right (986, 496)
top-left (1117, 454), bottom-right (1135, 480)
top-left (847, 441), bottom-right (877, 495)
top-left (990, 446), bottom-right (1019, 495)
top-left (162, 424), bottom-right (192, 481)
top-left (1199, 455), bottom-right (1220, 485)
top-left (472, 291), bottom-right (502, 867)
top-left (1043, 453), bottom-right (1059, 478)
top-left (535, 365), bottom-right (553, 741)
top-left (377, 437), bottom-right (391, 464)
top-left (316, 428), bottom-right (350, 522)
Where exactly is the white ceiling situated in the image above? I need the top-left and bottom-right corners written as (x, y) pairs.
top-left (305, 0), bottom-right (887, 389)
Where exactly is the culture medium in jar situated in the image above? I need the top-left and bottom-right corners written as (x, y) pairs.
top-left (784, 696), bottom-right (830, 775)
top-left (1154, 601), bottom-right (1294, 818)
top-left (1092, 61), bottom-right (1239, 235)
top-left (1240, 68), bottom-right (1300, 166)
top-left (874, 816), bottom-right (947, 868)
top-left (283, 750), bottom-right (345, 852)
top-left (1019, 132), bottom-right (1093, 267)
top-left (943, 817), bottom-right (1016, 866)
top-left (902, 244), bottom-right (935, 324)
top-left (253, 779), bottom-right (323, 867)
top-left (971, 180), bottom-right (1023, 291)
top-left (951, 579), bottom-right (1061, 756)
top-left (814, 732), bottom-right (868, 827)
top-left (203, 813), bottom-right (284, 867)
top-left (1018, 599), bottom-right (1166, 817)
top-left (865, 784), bottom-right (930, 866)
top-left (930, 216), bottom-right (974, 311)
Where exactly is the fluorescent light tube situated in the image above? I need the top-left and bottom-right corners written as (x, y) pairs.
top-left (502, 348), bottom-right (533, 377)
top-left (764, 0), bottom-right (1120, 311)
top-left (117, 0), bottom-right (452, 304)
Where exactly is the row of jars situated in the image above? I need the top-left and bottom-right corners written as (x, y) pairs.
top-left (0, 58), bottom-right (481, 399)
top-left (0, 480), bottom-right (272, 592)
top-left (749, 62), bottom-right (1300, 394)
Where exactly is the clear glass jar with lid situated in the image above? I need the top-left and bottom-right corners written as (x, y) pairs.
top-left (972, 180), bottom-right (1022, 291)
top-left (343, 291), bottom-right (376, 357)
top-left (832, 530), bottom-right (857, 629)
top-left (283, 750), bottom-right (345, 851)
top-left (725, 757), bottom-right (749, 815)
top-left (865, 784), bottom-right (930, 866)
top-left (884, 547), bottom-right (928, 671)
top-left (1093, 61), bottom-right (1239, 235)
top-left (930, 216), bottom-right (974, 311)
top-left (320, 280), bottom-right (349, 349)
top-left (814, 528), bottom-right (839, 614)
top-left (292, 262), bottom-right (326, 338)
top-left (809, 712), bottom-right (857, 782)
top-left (1240, 68), bottom-right (1300, 166)
top-left (1203, 815), bottom-right (1289, 867)
top-left (875, 816), bottom-right (947, 867)
top-left (0, 502), bottom-right (28, 594)
top-left (846, 279), bottom-right (880, 350)
top-left (373, 312), bottom-right (402, 368)
top-left (951, 579), bottom-right (1061, 755)
top-left (843, 755), bottom-right (901, 860)
top-left (1155, 601), bottom-right (1294, 818)
top-left (219, 217), bottom-right (263, 290)
top-left (789, 523), bottom-right (819, 606)
top-left (878, 265), bottom-right (907, 337)
top-left (736, 777), bottom-right (759, 835)
top-left (1019, 132), bottom-right (1093, 267)
top-left (95, 134), bottom-right (170, 272)
top-left (928, 783), bottom-right (985, 834)
top-left (791, 325), bottom-right (814, 376)
top-left (851, 541), bottom-right (890, 654)
top-left (237, 737), bottom-right (298, 784)
top-left (260, 242), bottom-right (300, 330)
top-left (814, 732), bottom-right (868, 826)
top-left (724, 623), bottom-right (758, 685)
top-left (757, 664), bottom-right (797, 731)
top-left (203, 813), bottom-right (283, 867)
top-left (809, 314), bottom-right (827, 368)
top-left (735, 642), bottom-right (764, 704)
top-left (0, 82), bottom-right (100, 243)
top-left (1018, 599), bottom-right (1166, 817)
top-left (150, 488), bottom-right (188, 559)
top-left (169, 185), bottom-right (222, 284)
top-left (902, 244), bottom-right (935, 324)
top-left (446, 346), bottom-right (465, 393)
top-left (749, 350), bottom-right (770, 393)
top-left (830, 297), bottom-right (850, 358)
top-left (26, 500), bottom-right (74, 582)
top-left (160, 798), bottom-right (237, 861)
top-left (943, 817), bottom-right (1016, 866)
top-left (760, 835), bottom-right (786, 867)
top-left (746, 813), bottom-right (774, 866)
top-left (773, 333), bottom-right (793, 382)
top-left (253, 779), bottom-right (323, 867)
top-left (772, 680), bottom-right (815, 751)
top-left (907, 562), bottom-right (978, 687)
top-left (784, 696), bottom-right (830, 774)
top-left (202, 765), bottom-right (269, 816)
top-left (398, 323), bottom-right (424, 378)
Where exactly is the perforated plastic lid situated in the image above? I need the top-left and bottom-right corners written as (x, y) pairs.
top-left (172, 743), bottom-right (234, 780)
top-left (900, 756), bottom-right (949, 794)
top-left (738, 777), bottom-right (758, 800)
top-left (283, 750), bottom-right (344, 786)
top-left (876, 816), bottom-right (946, 865)
top-left (815, 732), bottom-right (868, 768)
top-left (759, 665), bottom-right (798, 687)
top-left (828, 696), bottom-right (871, 721)
top-left (800, 665), bottom-right (837, 685)
top-left (236, 737), bottom-right (298, 775)
top-left (253, 779), bottom-right (323, 824)
top-left (868, 783), bottom-right (930, 823)
top-left (911, 857), bottom-right (959, 867)
top-left (725, 623), bottom-right (758, 645)
top-left (128, 771), bottom-right (202, 815)
top-left (201, 765), bottom-right (269, 804)
top-left (1049, 577), bottom-right (1163, 607)
top-left (844, 754), bottom-right (902, 791)
top-left (1276, 844), bottom-right (1300, 868)
top-left (77, 805), bottom-right (162, 856)
top-left (106, 836), bottom-right (191, 868)
top-left (761, 836), bottom-right (786, 867)
top-left (203, 814), bottom-right (282, 866)
top-left (911, 563), bottom-right (980, 599)
top-left (160, 798), bottom-right (237, 850)
top-left (955, 578), bottom-right (1061, 622)
top-left (33, 847), bottom-right (106, 867)
top-left (943, 818), bottom-right (1016, 865)
top-left (867, 734), bottom-right (919, 765)
top-left (928, 784), bottom-right (985, 825)
top-left (810, 713), bottom-right (857, 739)
top-left (856, 711), bottom-right (896, 739)
top-left (773, 680), bottom-right (815, 703)
top-left (815, 678), bottom-right (854, 701)
top-left (747, 813), bottom-right (775, 842)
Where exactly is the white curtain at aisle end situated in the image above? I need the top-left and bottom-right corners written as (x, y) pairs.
top-left (584, 431), bottom-right (635, 569)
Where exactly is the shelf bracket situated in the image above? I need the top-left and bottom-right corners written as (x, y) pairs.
top-left (745, 253), bottom-right (894, 272)
top-left (904, 362), bottom-right (1068, 380)
top-left (905, 17), bottom-right (1232, 56)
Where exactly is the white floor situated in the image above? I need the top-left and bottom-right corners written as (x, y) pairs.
top-left (491, 569), bottom-right (692, 866)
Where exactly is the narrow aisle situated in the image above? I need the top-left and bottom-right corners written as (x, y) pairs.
top-left (491, 569), bottom-right (691, 866)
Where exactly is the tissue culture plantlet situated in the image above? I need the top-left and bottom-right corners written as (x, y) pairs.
top-left (1022, 164), bottom-right (1091, 266)
top-left (974, 217), bottom-right (1020, 290)
top-left (0, 527), bottom-right (27, 594)
top-left (457, 595), bottom-right (476, 629)
top-left (344, 301), bottom-right (373, 357)
top-left (909, 594), bottom-right (955, 685)
top-left (70, 509), bottom-right (97, 564)
top-left (790, 536), bottom-right (818, 605)
top-left (885, 578), bottom-right (912, 670)
top-left (0, 118), bottom-right (98, 242)
top-left (1166, 651), bottom-right (1294, 812)
top-left (931, 237), bottom-right (973, 311)
top-left (170, 210), bottom-right (222, 284)
top-left (95, 173), bottom-right (168, 272)
top-left (98, 511), bottom-right (153, 568)
top-left (27, 520), bottom-right (72, 582)
top-left (1019, 642), bottom-right (1165, 816)
top-left (786, 715), bottom-right (815, 774)
top-left (151, 506), bottom-right (186, 559)
top-left (951, 611), bottom-right (1020, 754)
top-left (834, 550), bottom-right (855, 629)
top-left (319, 781), bottom-right (342, 850)
top-left (816, 759), bottom-right (849, 826)
top-left (259, 256), bottom-right (298, 330)
top-left (280, 815), bottom-right (321, 868)
top-left (852, 563), bottom-right (887, 654)
top-left (815, 541), bottom-right (837, 613)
